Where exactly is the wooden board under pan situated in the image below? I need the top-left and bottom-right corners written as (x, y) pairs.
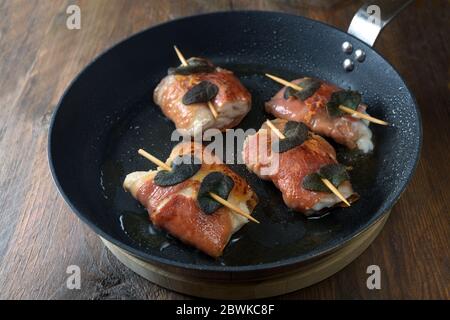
top-left (101, 213), bottom-right (389, 299)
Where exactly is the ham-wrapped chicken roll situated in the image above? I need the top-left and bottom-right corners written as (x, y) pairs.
top-left (123, 142), bottom-right (258, 258)
top-left (154, 58), bottom-right (252, 136)
top-left (265, 78), bottom-right (374, 153)
top-left (242, 119), bottom-right (356, 215)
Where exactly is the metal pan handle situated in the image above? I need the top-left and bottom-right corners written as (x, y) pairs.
top-left (347, 0), bottom-right (413, 47)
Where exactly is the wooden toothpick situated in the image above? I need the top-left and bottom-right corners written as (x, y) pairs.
top-left (208, 192), bottom-right (259, 223)
top-left (174, 45), bottom-right (188, 66)
top-left (265, 73), bottom-right (303, 91)
top-left (321, 178), bottom-right (351, 207)
top-left (338, 105), bottom-right (388, 126)
top-left (265, 73), bottom-right (388, 125)
top-left (138, 149), bottom-right (171, 171)
top-left (265, 119), bottom-right (286, 140)
top-left (138, 148), bottom-right (259, 223)
top-left (264, 120), bottom-right (351, 206)
top-left (174, 46), bottom-right (218, 119)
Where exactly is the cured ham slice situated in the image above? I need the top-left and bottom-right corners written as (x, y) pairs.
top-left (123, 142), bottom-right (258, 258)
top-left (154, 58), bottom-right (251, 136)
top-left (242, 119), bottom-right (355, 215)
top-left (265, 78), bottom-right (374, 153)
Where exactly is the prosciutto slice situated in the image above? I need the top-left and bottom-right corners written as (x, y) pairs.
top-left (242, 119), bottom-right (355, 214)
top-left (154, 59), bottom-right (251, 136)
top-left (123, 142), bottom-right (258, 257)
top-left (265, 78), bottom-right (374, 153)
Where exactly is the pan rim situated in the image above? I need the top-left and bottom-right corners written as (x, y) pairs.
top-left (48, 10), bottom-right (422, 274)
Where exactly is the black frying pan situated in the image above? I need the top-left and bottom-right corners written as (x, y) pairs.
top-left (48, 8), bottom-right (421, 279)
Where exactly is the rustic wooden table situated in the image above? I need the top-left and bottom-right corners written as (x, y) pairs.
top-left (0, 0), bottom-right (448, 300)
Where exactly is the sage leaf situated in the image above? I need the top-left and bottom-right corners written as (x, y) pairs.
top-left (272, 121), bottom-right (309, 153)
top-left (154, 155), bottom-right (201, 187)
top-left (302, 163), bottom-right (349, 192)
top-left (326, 90), bottom-right (361, 117)
top-left (182, 81), bottom-right (219, 105)
top-left (197, 172), bottom-right (234, 214)
top-left (302, 173), bottom-right (330, 192)
top-left (168, 57), bottom-right (215, 75)
top-left (319, 163), bottom-right (349, 187)
top-left (284, 78), bottom-right (321, 101)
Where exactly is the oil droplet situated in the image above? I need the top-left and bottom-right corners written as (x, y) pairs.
top-left (160, 241), bottom-right (171, 251)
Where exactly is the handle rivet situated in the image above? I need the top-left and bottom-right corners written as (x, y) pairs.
top-left (342, 41), bottom-right (353, 54)
top-left (343, 58), bottom-right (354, 71)
top-left (355, 49), bottom-right (366, 62)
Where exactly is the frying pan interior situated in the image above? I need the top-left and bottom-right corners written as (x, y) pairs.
top-left (49, 11), bottom-right (421, 273)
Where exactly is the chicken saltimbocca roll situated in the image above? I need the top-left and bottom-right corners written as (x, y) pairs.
top-left (154, 58), bottom-right (252, 136)
top-left (123, 142), bottom-right (258, 258)
top-left (242, 119), bottom-right (356, 215)
top-left (265, 78), bottom-right (374, 153)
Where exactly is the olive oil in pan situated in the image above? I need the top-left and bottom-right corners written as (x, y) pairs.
top-left (119, 211), bottom-right (169, 250)
top-left (335, 144), bottom-right (378, 193)
top-left (98, 70), bottom-right (378, 266)
top-left (99, 159), bottom-right (124, 205)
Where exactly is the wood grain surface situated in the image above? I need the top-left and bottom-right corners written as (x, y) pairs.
top-left (0, 0), bottom-right (448, 300)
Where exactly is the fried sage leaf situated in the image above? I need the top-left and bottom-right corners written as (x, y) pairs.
top-left (319, 163), bottom-right (349, 187)
top-left (326, 89), bottom-right (361, 117)
top-left (272, 121), bottom-right (309, 153)
top-left (197, 172), bottom-right (234, 214)
top-left (182, 81), bottom-right (219, 105)
top-left (302, 163), bottom-right (349, 192)
top-left (154, 155), bottom-right (201, 187)
top-left (302, 173), bottom-right (330, 193)
top-left (284, 78), bottom-right (321, 101)
top-left (168, 57), bottom-right (215, 75)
